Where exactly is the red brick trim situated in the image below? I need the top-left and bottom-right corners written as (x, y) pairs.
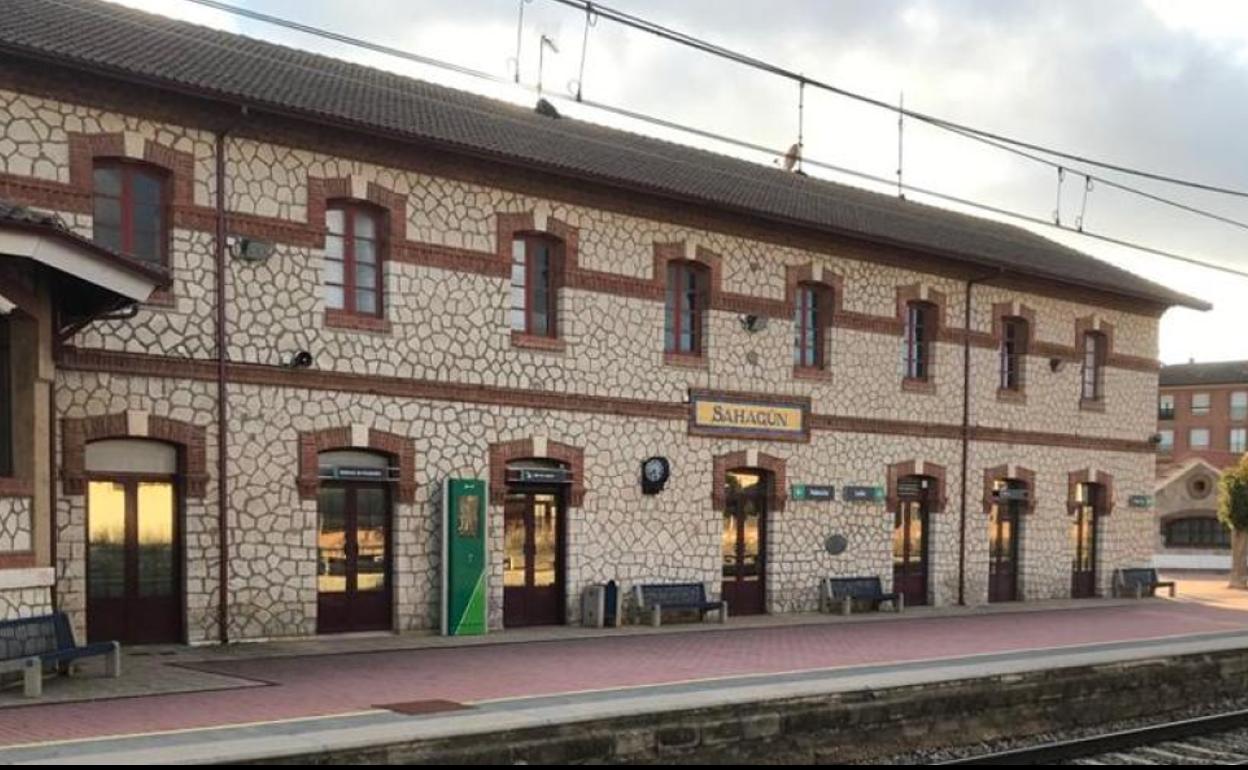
top-left (61, 412), bottom-right (208, 497)
top-left (886, 460), bottom-right (948, 513)
top-left (308, 177), bottom-right (408, 247)
top-left (711, 450), bottom-right (787, 512)
top-left (68, 132), bottom-right (195, 206)
top-left (793, 365), bottom-right (833, 382)
top-left (0, 478), bottom-right (34, 498)
top-left (654, 242), bottom-right (723, 307)
top-left (0, 553), bottom-right (36, 569)
top-left (663, 351), bottom-right (709, 369)
top-left (982, 464), bottom-right (1037, 515)
top-left (488, 438), bottom-right (586, 506)
top-left (60, 346), bottom-right (1161, 455)
top-left (511, 331), bottom-right (567, 353)
top-left (897, 285), bottom-right (946, 391)
top-left (324, 309), bottom-right (393, 334)
top-left (1067, 468), bottom-right (1116, 516)
top-left (296, 426), bottom-right (417, 503)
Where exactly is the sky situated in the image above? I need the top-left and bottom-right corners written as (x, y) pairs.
top-left (115, 0), bottom-right (1248, 364)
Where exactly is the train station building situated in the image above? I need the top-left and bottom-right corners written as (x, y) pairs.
top-left (0, 0), bottom-right (1208, 645)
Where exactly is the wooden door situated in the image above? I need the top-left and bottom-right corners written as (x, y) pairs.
top-left (1071, 500), bottom-right (1098, 599)
top-left (988, 499), bottom-right (1021, 602)
top-left (893, 495), bottom-right (929, 607)
top-left (317, 483), bottom-right (392, 633)
top-left (87, 477), bottom-right (181, 644)
top-left (721, 470), bottom-right (767, 616)
top-left (503, 491), bottom-right (564, 627)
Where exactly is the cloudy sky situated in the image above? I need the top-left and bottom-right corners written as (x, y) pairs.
top-left (120, 0), bottom-right (1248, 363)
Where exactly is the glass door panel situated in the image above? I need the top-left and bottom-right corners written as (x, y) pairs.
top-left (355, 487), bottom-right (387, 592)
top-left (317, 487), bottom-right (348, 594)
top-left (87, 481), bottom-right (127, 600)
top-left (135, 482), bottom-right (175, 597)
top-left (503, 496), bottom-right (528, 588)
top-left (532, 494), bottom-right (558, 589)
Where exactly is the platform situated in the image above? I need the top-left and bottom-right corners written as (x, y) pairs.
top-left (0, 573), bottom-right (1246, 763)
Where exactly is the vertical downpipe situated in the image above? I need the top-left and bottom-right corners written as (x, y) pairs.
top-left (214, 128), bottom-right (230, 644)
top-left (958, 270), bottom-right (1001, 606)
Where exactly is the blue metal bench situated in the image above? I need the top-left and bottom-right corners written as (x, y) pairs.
top-left (0, 612), bottom-right (120, 697)
top-left (1112, 568), bottom-right (1176, 599)
top-left (821, 576), bottom-right (903, 615)
top-left (633, 583), bottom-right (727, 627)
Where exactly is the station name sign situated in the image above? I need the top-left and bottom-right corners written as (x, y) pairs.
top-left (688, 390), bottom-right (810, 442)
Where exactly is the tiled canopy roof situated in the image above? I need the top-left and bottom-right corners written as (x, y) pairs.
top-left (1160, 360), bottom-right (1248, 387)
top-left (0, 0), bottom-right (1210, 311)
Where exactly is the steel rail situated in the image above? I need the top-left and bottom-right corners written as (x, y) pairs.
top-left (934, 706), bottom-right (1248, 765)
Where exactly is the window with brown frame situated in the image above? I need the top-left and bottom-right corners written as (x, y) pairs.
top-left (1164, 517), bottom-right (1230, 549)
top-left (794, 282), bottom-right (832, 370)
top-left (324, 202), bottom-right (384, 317)
top-left (510, 235), bottom-right (559, 337)
top-left (902, 301), bottom-right (935, 381)
top-left (92, 160), bottom-right (168, 265)
top-left (999, 316), bottom-right (1028, 391)
top-left (0, 317), bottom-right (11, 478)
top-left (1081, 331), bottom-right (1105, 401)
top-left (665, 261), bottom-right (707, 355)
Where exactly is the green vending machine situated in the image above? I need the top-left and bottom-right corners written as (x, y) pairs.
top-left (441, 478), bottom-right (487, 636)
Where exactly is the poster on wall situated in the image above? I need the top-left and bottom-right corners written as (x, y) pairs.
top-left (441, 478), bottom-right (487, 636)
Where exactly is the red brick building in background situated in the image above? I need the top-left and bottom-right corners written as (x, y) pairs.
top-left (1154, 361), bottom-right (1248, 570)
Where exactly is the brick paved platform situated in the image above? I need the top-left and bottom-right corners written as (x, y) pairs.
top-left (0, 582), bottom-right (1246, 760)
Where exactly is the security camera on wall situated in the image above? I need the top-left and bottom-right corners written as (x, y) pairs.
top-left (281, 350), bottom-right (314, 369)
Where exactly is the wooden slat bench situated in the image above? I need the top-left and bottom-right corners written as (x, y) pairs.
top-left (633, 583), bottom-right (727, 627)
top-left (820, 576), bottom-right (903, 615)
top-left (0, 612), bottom-right (120, 697)
top-left (1112, 567), bottom-right (1176, 599)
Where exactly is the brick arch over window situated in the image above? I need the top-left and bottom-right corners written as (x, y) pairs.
top-left (68, 132), bottom-right (195, 208)
top-left (1067, 468), bottom-right (1115, 516)
top-left (886, 459), bottom-right (948, 513)
top-left (62, 412), bottom-right (208, 497)
top-left (296, 426), bottom-right (417, 503)
top-left (653, 241), bottom-right (722, 304)
top-left (982, 464), bottom-right (1037, 515)
top-left (711, 451), bottom-right (787, 512)
top-left (495, 209), bottom-right (580, 276)
top-left (785, 264), bottom-right (844, 316)
top-left (489, 438), bottom-right (586, 506)
top-left (308, 176), bottom-right (407, 247)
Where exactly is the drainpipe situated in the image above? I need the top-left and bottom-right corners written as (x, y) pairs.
top-left (214, 124), bottom-right (231, 644)
top-left (957, 269), bottom-right (1003, 606)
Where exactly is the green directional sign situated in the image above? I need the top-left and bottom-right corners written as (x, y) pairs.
top-left (442, 478), bottom-right (487, 636)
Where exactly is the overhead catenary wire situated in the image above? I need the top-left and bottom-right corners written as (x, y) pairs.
top-left (158, 0), bottom-right (1248, 280)
top-left (547, 0), bottom-right (1248, 201)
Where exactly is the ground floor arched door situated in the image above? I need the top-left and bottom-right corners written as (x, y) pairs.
top-left (988, 495), bottom-right (1022, 603)
top-left (722, 469), bottom-right (768, 616)
top-left (503, 459), bottom-right (569, 627)
top-left (85, 439), bottom-right (182, 645)
top-left (892, 476), bottom-right (931, 607)
top-left (316, 450), bottom-right (393, 634)
top-left (1071, 483), bottom-right (1101, 599)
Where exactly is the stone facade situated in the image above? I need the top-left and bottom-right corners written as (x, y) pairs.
top-left (0, 72), bottom-right (1169, 642)
top-left (0, 496), bottom-right (32, 554)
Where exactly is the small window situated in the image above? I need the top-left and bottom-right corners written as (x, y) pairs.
top-left (324, 203), bottom-right (384, 317)
top-left (0, 317), bottom-right (11, 477)
top-left (665, 261), bottom-right (707, 355)
top-left (999, 316), bottom-right (1028, 391)
top-left (1190, 428), bottom-right (1210, 449)
top-left (1081, 332), bottom-right (1105, 401)
top-left (1159, 394), bottom-right (1175, 420)
top-left (1232, 391), bottom-right (1248, 421)
top-left (1164, 518), bottom-right (1230, 549)
top-left (1232, 428), bottom-right (1247, 454)
top-left (92, 160), bottom-right (168, 265)
top-left (903, 301), bottom-right (935, 381)
top-left (1158, 430), bottom-right (1174, 453)
top-left (510, 235), bottom-right (559, 338)
top-left (1192, 392), bottom-right (1211, 416)
top-left (794, 282), bottom-right (832, 370)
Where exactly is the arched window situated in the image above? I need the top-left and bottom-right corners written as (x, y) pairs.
top-left (324, 202), bottom-right (385, 317)
top-left (902, 301), bottom-right (936, 381)
top-left (665, 261), bottom-right (708, 356)
top-left (1081, 331), bottom-right (1105, 401)
top-left (1163, 517), bottom-right (1230, 549)
top-left (92, 159), bottom-right (169, 265)
top-left (794, 282), bottom-right (833, 371)
top-left (510, 234), bottom-right (560, 338)
top-left (999, 316), bottom-right (1028, 391)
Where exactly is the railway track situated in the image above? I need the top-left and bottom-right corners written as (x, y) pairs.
top-left (933, 708), bottom-right (1248, 765)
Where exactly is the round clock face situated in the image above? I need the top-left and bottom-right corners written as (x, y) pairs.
top-left (644, 458), bottom-right (667, 482)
